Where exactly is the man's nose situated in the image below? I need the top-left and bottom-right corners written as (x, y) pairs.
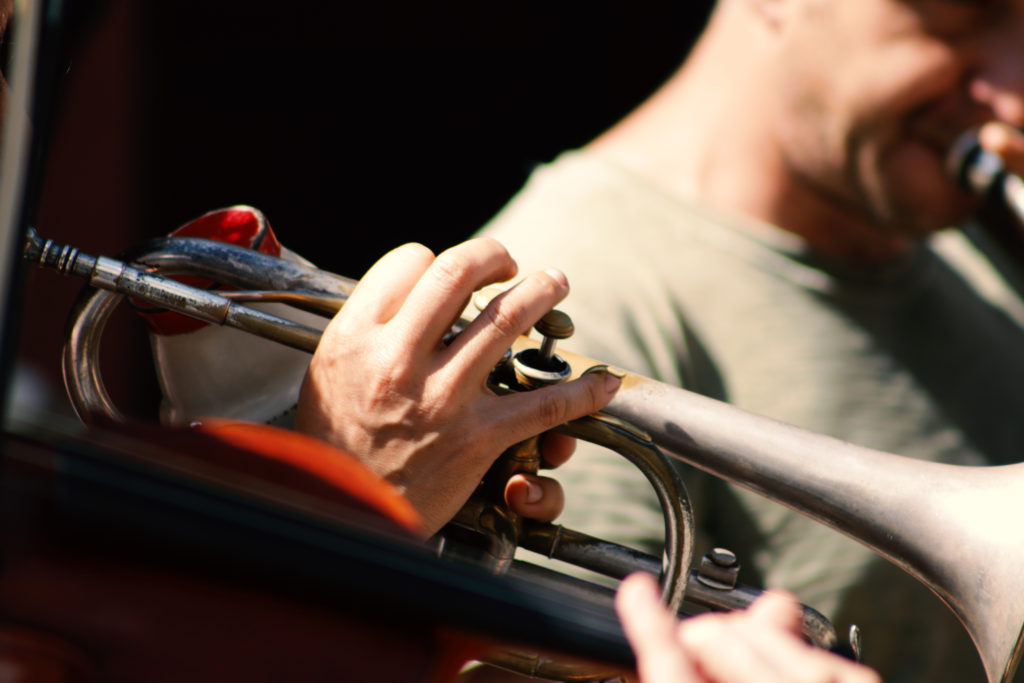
top-left (970, 23), bottom-right (1024, 127)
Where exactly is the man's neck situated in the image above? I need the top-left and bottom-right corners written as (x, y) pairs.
top-left (586, 4), bottom-right (916, 269)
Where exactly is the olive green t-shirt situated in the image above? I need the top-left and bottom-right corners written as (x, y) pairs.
top-left (478, 151), bottom-right (1024, 682)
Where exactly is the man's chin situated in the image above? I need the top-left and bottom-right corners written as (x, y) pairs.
top-left (921, 192), bottom-right (983, 232)
top-left (880, 172), bottom-right (982, 236)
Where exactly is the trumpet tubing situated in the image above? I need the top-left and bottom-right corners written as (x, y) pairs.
top-left (596, 354), bottom-right (1024, 683)
top-left (27, 229), bottom-right (1024, 683)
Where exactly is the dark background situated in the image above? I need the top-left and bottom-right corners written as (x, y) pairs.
top-left (15, 0), bottom-right (713, 420)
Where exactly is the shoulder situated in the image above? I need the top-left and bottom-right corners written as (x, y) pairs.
top-left (475, 153), bottom-right (737, 388)
top-left (479, 151), bottom-right (731, 282)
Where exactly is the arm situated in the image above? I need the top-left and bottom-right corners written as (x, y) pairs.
top-left (295, 237), bottom-right (620, 535)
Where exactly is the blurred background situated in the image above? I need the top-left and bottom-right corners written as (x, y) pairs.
top-left (13, 0), bottom-right (713, 422)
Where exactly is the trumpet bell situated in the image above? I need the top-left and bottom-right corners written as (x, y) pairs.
top-left (592, 364), bottom-right (1024, 683)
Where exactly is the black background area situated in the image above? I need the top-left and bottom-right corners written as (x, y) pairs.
top-left (19, 0), bottom-right (712, 418)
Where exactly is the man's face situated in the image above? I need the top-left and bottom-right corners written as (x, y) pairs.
top-left (771, 0), bottom-right (1024, 237)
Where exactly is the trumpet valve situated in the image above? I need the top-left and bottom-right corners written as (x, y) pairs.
top-left (513, 310), bottom-right (574, 387)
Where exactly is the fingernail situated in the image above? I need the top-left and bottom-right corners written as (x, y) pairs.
top-left (545, 268), bottom-right (568, 288)
top-left (525, 480), bottom-right (543, 503)
top-left (582, 364), bottom-right (625, 389)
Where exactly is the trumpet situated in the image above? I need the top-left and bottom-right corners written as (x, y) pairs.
top-left (24, 226), bottom-right (1024, 683)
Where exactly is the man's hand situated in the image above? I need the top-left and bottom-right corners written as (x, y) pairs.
top-left (295, 237), bottom-right (620, 535)
top-left (616, 573), bottom-right (881, 683)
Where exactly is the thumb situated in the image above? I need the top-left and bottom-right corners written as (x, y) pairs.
top-left (494, 370), bottom-right (621, 447)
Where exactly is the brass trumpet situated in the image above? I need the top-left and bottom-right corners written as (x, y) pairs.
top-left (25, 227), bottom-right (1024, 683)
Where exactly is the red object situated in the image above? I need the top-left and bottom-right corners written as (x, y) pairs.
top-left (170, 206), bottom-right (282, 257)
top-left (136, 206), bottom-right (281, 336)
top-left (177, 419), bottom-right (426, 537)
top-left (0, 420), bottom-right (493, 681)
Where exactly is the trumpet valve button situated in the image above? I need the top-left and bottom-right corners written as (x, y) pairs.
top-left (535, 309), bottom-right (574, 340)
top-left (535, 310), bottom-right (574, 361)
top-left (512, 310), bottom-right (574, 387)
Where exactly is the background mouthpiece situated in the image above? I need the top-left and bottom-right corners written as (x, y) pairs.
top-left (947, 129), bottom-right (1007, 197)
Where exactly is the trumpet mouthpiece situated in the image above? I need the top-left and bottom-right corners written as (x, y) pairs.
top-left (947, 128), bottom-right (1006, 197)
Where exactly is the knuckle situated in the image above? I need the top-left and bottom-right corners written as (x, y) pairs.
top-left (469, 235), bottom-right (510, 259)
top-left (479, 298), bottom-right (525, 339)
top-left (555, 375), bottom-right (605, 422)
top-left (536, 389), bottom-right (570, 428)
top-left (583, 375), bottom-right (605, 411)
top-left (429, 250), bottom-right (473, 294)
